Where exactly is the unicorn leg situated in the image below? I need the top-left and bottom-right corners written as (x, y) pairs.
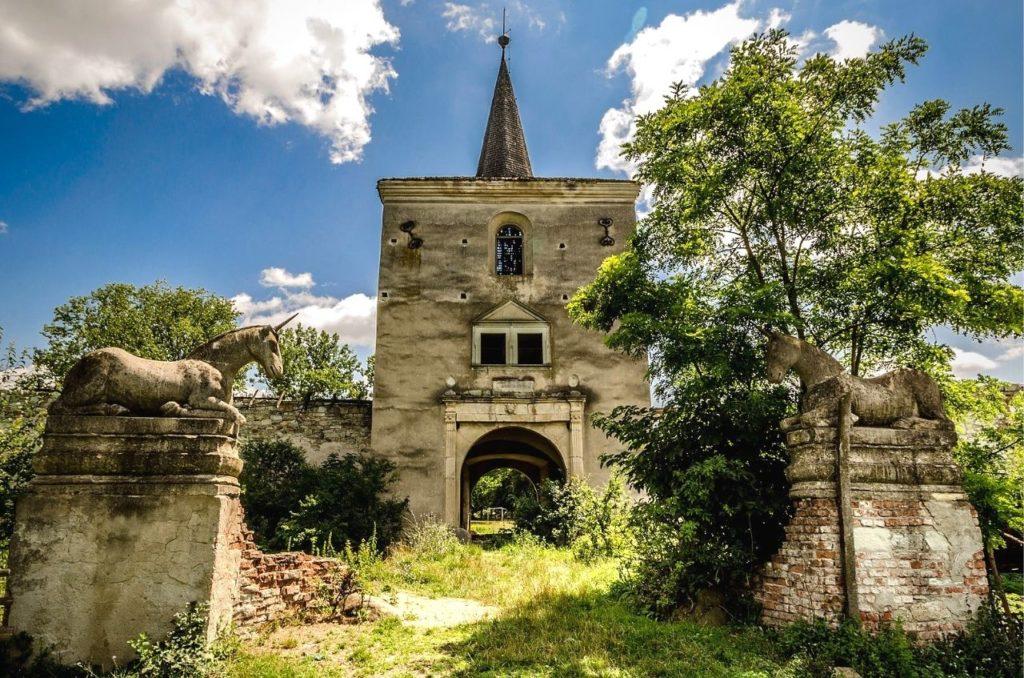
top-left (188, 395), bottom-right (246, 427)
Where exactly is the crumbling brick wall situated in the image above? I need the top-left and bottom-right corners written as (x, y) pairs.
top-left (759, 498), bottom-right (845, 626)
top-left (226, 505), bottom-right (351, 631)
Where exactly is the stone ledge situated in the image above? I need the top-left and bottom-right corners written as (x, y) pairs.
top-left (784, 424), bottom-right (962, 487)
top-left (45, 414), bottom-right (235, 437)
top-left (37, 415), bottom-right (241, 478)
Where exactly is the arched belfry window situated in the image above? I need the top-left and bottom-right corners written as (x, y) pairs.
top-left (495, 225), bottom-right (523, 276)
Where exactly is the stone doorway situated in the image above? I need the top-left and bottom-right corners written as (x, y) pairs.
top-left (459, 427), bottom-right (566, 530)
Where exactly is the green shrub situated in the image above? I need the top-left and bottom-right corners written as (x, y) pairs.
top-left (776, 607), bottom-right (1024, 678)
top-left (916, 606), bottom-right (1023, 678)
top-left (118, 603), bottom-right (224, 678)
top-left (776, 618), bottom-right (920, 678)
top-left (514, 477), bottom-right (630, 560)
top-left (277, 452), bottom-right (408, 554)
top-left (238, 439), bottom-right (316, 550)
top-left (239, 440), bottom-right (408, 555)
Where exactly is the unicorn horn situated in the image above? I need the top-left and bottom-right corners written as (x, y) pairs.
top-left (274, 313), bottom-right (299, 332)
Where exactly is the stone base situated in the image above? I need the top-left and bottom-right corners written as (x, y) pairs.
top-left (6, 415), bottom-right (243, 669)
top-left (758, 424), bottom-right (989, 639)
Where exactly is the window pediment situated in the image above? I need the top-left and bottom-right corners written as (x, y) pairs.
top-left (474, 299), bottom-right (546, 324)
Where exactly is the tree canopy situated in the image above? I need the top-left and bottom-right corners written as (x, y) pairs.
top-left (34, 280), bottom-right (239, 384)
top-left (573, 30), bottom-right (1022, 376)
top-left (569, 30), bottom-right (1023, 614)
top-left (264, 324), bottom-right (367, 405)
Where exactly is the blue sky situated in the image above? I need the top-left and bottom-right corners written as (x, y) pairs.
top-left (0, 0), bottom-right (1021, 380)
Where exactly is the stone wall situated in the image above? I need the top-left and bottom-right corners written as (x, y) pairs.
top-left (758, 423), bottom-right (989, 639)
top-left (237, 397), bottom-right (372, 465)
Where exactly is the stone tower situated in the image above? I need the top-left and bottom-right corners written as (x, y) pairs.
top-left (372, 37), bottom-right (649, 527)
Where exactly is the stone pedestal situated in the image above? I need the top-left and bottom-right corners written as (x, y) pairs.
top-left (6, 415), bottom-right (245, 669)
top-left (758, 424), bottom-right (989, 639)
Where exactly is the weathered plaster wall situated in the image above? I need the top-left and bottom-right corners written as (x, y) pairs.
top-left (372, 179), bottom-right (651, 519)
top-left (238, 398), bottom-right (371, 465)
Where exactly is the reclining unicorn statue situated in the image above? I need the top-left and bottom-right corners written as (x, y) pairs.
top-left (764, 330), bottom-right (951, 430)
top-left (49, 314), bottom-right (298, 428)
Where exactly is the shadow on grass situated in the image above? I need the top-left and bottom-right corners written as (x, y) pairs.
top-left (443, 588), bottom-right (786, 677)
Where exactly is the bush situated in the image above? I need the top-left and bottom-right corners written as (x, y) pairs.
top-left (917, 606), bottom-right (1023, 678)
top-left (776, 607), bottom-right (1024, 678)
top-left (238, 439), bottom-right (316, 550)
top-left (239, 440), bottom-right (408, 555)
top-left (277, 452), bottom-right (408, 554)
top-left (120, 604), bottom-right (223, 678)
top-left (597, 379), bottom-right (793, 616)
top-left (514, 477), bottom-right (630, 560)
top-left (401, 514), bottom-right (461, 558)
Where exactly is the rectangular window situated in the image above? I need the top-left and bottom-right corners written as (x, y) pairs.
top-left (480, 332), bottom-right (507, 365)
top-left (516, 333), bottom-right (544, 365)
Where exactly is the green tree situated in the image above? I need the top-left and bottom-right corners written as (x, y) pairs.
top-left (34, 281), bottom-right (238, 384)
top-left (264, 325), bottom-right (364, 406)
top-left (239, 439), bottom-right (317, 550)
top-left (570, 31), bottom-right (1023, 614)
top-left (0, 331), bottom-right (44, 550)
top-left (944, 376), bottom-right (1024, 613)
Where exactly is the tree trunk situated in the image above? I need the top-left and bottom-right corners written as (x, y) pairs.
top-left (985, 545), bottom-right (1012, 616)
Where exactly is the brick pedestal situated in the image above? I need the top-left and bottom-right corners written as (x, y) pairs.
top-left (758, 424), bottom-right (989, 639)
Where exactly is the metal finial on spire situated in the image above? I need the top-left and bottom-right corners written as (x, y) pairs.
top-left (498, 8), bottom-right (510, 49)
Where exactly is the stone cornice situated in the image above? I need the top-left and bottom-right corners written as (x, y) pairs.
top-left (377, 177), bottom-right (640, 205)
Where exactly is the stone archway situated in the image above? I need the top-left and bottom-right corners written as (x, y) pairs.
top-left (459, 427), bottom-right (566, 530)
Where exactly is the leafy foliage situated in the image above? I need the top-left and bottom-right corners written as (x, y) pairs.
top-left (777, 607), bottom-right (1023, 678)
top-left (515, 477), bottom-right (631, 561)
top-left (569, 30), bottom-right (1022, 615)
top-left (0, 333), bottom-right (45, 550)
top-left (239, 439), bottom-right (407, 554)
top-left (238, 439), bottom-right (316, 550)
top-left (943, 377), bottom-right (1024, 550)
top-left (122, 603), bottom-right (223, 678)
top-left (471, 468), bottom-right (534, 514)
top-left (262, 324), bottom-right (366, 405)
top-left (276, 452), bottom-right (408, 554)
top-left (33, 281), bottom-right (238, 385)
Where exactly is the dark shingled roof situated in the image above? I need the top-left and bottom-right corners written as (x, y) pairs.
top-left (476, 52), bottom-right (532, 178)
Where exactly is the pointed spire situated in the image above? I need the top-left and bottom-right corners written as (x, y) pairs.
top-left (476, 33), bottom-right (533, 178)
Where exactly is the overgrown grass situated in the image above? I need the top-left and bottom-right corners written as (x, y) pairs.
top-left (225, 533), bottom-right (795, 677)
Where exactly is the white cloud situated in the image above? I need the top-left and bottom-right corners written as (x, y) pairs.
top-left (950, 348), bottom-right (998, 378)
top-left (0, 220), bottom-right (7, 235)
top-left (997, 345), bottom-right (1024, 362)
top-left (824, 20), bottom-right (882, 60)
top-left (259, 267), bottom-right (315, 289)
top-left (962, 155), bottom-right (1024, 177)
top-left (443, 3), bottom-right (497, 41)
top-left (916, 154), bottom-right (1024, 180)
top-left (234, 270), bottom-right (376, 348)
top-left (0, 1), bottom-right (399, 164)
top-left (596, 2), bottom-right (781, 174)
top-left (441, 1), bottom-right (560, 42)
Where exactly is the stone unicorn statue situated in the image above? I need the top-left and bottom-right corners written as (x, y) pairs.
top-left (50, 314), bottom-right (298, 427)
top-left (764, 330), bottom-right (951, 430)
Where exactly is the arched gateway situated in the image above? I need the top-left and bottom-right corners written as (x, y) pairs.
top-left (460, 427), bottom-right (566, 529)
